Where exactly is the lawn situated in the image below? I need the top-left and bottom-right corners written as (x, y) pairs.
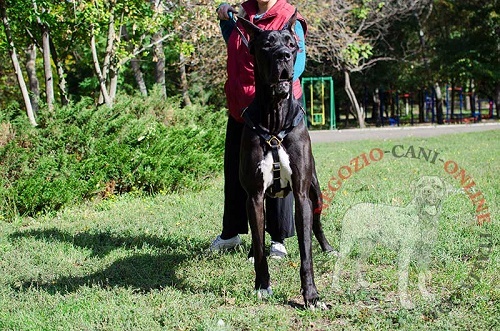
top-left (0, 129), bottom-right (498, 330)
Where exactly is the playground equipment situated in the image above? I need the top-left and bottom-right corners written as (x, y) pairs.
top-left (301, 77), bottom-right (336, 130)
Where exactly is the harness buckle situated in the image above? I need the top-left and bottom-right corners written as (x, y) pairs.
top-left (266, 136), bottom-right (282, 147)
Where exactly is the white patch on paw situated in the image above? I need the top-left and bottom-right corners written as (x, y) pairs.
top-left (308, 301), bottom-right (328, 311)
top-left (255, 287), bottom-right (273, 299)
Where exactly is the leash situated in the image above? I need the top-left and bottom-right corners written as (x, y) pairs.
top-left (229, 12), bottom-right (250, 48)
top-left (242, 104), bottom-right (305, 195)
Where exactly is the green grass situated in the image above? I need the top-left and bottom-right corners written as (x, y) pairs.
top-left (1, 130), bottom-right (499, 330)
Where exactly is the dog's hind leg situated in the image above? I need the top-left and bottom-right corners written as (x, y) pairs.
top-left (355, 239), bottom-right (375, 288)
top-left (310, 169), bottom-right (334, 253)
top-left (418, 270), bottom-right (434, 301)
top-left (332, 234), bottom-right (353, 291)
top-left (246, 194), bottom-right (272, 295)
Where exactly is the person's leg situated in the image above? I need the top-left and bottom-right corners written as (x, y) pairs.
top-left (266, 194), bottom-right (294, 258)
top-left (221, 116), bottom-right (248, 238)
top-left (266, 194), bottom-right (295, 242)
top-left (210, 116), bottom-right (248, 250)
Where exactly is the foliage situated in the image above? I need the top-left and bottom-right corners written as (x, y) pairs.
top-left (0, 91), bottom-right (226, 219)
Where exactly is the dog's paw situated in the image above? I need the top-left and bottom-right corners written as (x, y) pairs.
top-left (325, 248), bottom-right (339, 257)
top-left (357, 279), bottom-right (370, 289)
top-left (421, 290), bottom-right (436, 302)
top-left (255, 287), bottom-right (273, 300)
top-left (400, 295), bottom-right (415, 309)
top-left (332, 276), bottom-right (343, 293)
top-left (306, 300), bottom-right (329, 311)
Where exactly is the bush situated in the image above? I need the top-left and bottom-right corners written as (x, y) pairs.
top-left (0, 92), bottom-right (226, 219)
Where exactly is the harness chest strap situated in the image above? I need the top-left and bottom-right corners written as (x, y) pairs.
top-left (242, 107), bottom-right (305, 194)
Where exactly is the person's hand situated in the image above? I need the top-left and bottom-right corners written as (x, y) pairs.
top-left (216, 3), bottom-right (238, 20)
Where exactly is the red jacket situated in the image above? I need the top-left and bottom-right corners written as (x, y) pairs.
top-left (224, 0), bottom-right (307, 122)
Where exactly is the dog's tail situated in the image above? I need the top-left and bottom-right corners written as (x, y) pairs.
top-left (310, 169), bottom-right (334, 253)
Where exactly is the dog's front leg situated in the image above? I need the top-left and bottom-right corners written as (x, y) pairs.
top-left (398, 249), bottom-right (414, 309)
top-left (246, 194), bottom-right (271, 296)
top-left (294, 191), bottom-right (320, 307)
top-left (417, 254), bottom-right (434, 302)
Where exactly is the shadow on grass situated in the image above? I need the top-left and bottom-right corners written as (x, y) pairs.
top-left (8, 228), bottom-right (203, 294)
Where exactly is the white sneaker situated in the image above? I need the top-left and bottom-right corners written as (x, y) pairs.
top-left (209, 235), bottom-right (242, 251)
top-left (269, 241), bottom-right (287, 259)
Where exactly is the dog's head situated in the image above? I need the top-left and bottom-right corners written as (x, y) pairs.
top-left (238, 11), bottom-right (299, 97)
top-left (411, 176), bottom-right (448, 216)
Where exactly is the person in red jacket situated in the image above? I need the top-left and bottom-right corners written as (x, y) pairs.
top-left (210, 0), bottom-right (307, 259)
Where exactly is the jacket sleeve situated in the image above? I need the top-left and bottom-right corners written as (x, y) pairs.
top-left (293, 20), bottom-right (306, 81)
top-left (219, 14), bottom-right (236, 44)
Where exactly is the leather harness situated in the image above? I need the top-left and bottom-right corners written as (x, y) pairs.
top-left (241, 105), bottom-right (304, 195)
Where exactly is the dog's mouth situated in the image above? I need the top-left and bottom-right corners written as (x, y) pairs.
top-left (271, 67), bottom-right (293, 96)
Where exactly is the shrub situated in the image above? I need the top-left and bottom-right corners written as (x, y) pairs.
top-left (0, 92), bottom-right (226, 219)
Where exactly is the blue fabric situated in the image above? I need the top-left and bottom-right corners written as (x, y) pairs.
top-left (219, 16), bottom-right (306, 80)
top-left (293, 21), bottom-right (305, 80)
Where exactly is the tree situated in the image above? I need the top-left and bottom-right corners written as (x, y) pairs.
top-left (426, 0), bottom-right (500, 118)
top-left (32, 0), bottom-right (55, 111)
top-left (0, 0), bottom-right (37, 126)
top-left (299, 0), bottom-right (432, 128)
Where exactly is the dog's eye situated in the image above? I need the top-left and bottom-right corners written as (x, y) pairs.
top-left (284, 36), bottom-right (296, 49)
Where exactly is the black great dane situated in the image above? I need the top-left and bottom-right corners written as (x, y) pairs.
top-left (237, 11), bottom-right (334, 308)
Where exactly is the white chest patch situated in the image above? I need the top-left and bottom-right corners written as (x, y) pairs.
top-left (258, 147), bottom-right (293, 194)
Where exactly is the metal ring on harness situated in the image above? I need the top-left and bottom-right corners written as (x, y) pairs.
top-left (266, 136), bottom-right (282, 148)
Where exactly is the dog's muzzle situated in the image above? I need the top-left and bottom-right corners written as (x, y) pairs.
top-left (267, 46), bottom-right (295, 96)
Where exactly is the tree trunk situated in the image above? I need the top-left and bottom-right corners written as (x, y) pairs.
top-left (41, 24), bottom-right (54, 111)
top-left (108, 64), bottom-right (118, 102)
top-left (122, 26), bottom-right (148, 96)
top-left (1, 0), bottom-right (37, 126)
top-left (132, 58), bottom-right (148, 96)
top-left (469, 79), bottom-right (476, 119)
top-left (495, 83), bottom-right (500, 119)
top-left (98, 8), bottom-right (115, 104)
top-left (153, 31), bottom-right (167, 98)
top-left (434, 82), bottom-right (444, 124)
top-left (108, 22), bottom-right (123, 102)
top-left (344, 70), bottom-right (365, 128)
top-left (179, 53), bottom-right (191, 106)
top-left (372, 88), bottom-right (380, 125)
top-left (418, 89), bottom-right (425, 123)
top-left (49, 38), bottom-right (69, 105)
top-left (450, 82), bottom-right (455, 119)
top-left (25, 43), bottom-right (40, 114)
top-left (91, 33), bottom-right (112, 107)
top-left (151, 0), bottom-right (166, 98)
top-left (33, 0), bottom-right (54, 111)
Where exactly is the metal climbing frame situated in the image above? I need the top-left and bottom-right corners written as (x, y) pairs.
top-left (301, 77), bottom-right (336, 130)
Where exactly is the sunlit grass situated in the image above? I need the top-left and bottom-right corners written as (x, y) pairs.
top-left (0, 130), bottom-right (498, 330)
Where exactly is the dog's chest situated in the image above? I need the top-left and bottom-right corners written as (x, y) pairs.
top-left (258, 147), bottom-right (293, 197)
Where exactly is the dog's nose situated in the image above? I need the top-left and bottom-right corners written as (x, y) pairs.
top-left (276, 49), bottom-right (292, 61)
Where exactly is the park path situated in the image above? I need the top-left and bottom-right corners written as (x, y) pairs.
top-left (309, 121), bottom-right (500, 143)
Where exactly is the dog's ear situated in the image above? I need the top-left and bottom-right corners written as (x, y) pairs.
top-left (237, 16), bottom-right (263, 40)
top-left (282, 9), bottom-right (298, 34)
